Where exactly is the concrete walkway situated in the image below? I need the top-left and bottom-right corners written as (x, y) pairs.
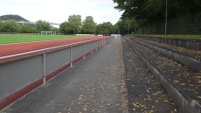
top-left (2, 37), bottom-right (123, 113)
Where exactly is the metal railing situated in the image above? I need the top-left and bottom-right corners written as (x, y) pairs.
top-left (0, 36), bottom-right (114, 110)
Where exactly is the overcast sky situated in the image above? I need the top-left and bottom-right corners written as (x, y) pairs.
top-left (0, 0), bottom-right (123, 25)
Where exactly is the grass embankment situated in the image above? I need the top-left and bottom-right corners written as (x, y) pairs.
top-left (133, 34), bottom-right (201, 39)
top-left (0, 34), bottom-right (86, 44)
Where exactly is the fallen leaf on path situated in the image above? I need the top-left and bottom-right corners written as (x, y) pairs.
top-left (197, 96), bottom-right (201, 99)
top-left (174, 80), bottom-right (179, 83)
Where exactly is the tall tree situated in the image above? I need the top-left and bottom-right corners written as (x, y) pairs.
top-left (96, 22), bottom-right (113, 35)
top-left (113, 17), bottom-right (139, 35)
top-left (113, 23), bottom-right (119, 34)
top-left (60, 21), bottom-right (74, 35)
top-left (1, 20), bottom-right (19, 32)
top-left (114, 0), bottom-right (201, 25)
top-left (82, 16), bottom-right (96, 34)
top-left (68, 15), bottom-right (82, 34)
top-left (35, 20), bottom-right (51, 32)
top-left (114, 0), bottom-right (165, 25)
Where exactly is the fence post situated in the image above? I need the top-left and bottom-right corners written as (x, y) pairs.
top-left (70, 46), bottom-right (73, 67)
top-left (83, 44), bottom-right (85, 59)
top-left (91, 42), bottom-right (93, 54)
top-left (43, 50), bottom-right (46, 85)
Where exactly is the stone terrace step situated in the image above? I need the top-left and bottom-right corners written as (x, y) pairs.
top-left (138, 38), bottom-right (201, 60)
top-left (134, 38), bottom-right (201, 72)
top-left (123, 36), bottom-right (201, 113)
top-left (136, 36), bottom-right (201, 50)
top-left (122, 39), bottom-right (178, 113)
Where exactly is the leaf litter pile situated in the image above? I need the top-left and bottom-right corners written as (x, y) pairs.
top-left (121, 38), bottom-right (178, 113)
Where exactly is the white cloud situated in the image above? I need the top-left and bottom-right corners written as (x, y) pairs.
top-left (0, 0), bottom-right (123, 25)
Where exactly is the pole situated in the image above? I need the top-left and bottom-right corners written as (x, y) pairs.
top-left (165, 0), bottom-right (167, 36)
top-left (70, 46), bottom-right (73, 67)
top-left (43, 50), bottom-right (46, 85)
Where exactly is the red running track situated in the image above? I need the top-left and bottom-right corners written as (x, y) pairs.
top-left (0, 36), bottom-right (106, 57)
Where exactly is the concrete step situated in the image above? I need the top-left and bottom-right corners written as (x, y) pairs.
top-left (121, 39), bottom-right (178, 112)
top-left (135, 36), bottom-right (201, 50)
top-left (123, 36), bottom-right (201, 113)
top-left (134, 37), bottom-right (201, 72)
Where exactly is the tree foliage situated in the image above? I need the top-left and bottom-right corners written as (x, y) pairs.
top-left (52, 27), bottom-right (59, 33)
top-left (19, 25), bottom-right (36, 33)
top-left (114, 18), bottom-right (137, 35)
top-left (82, 16), bottom-right (96, 34)
top-left (96, 22), bottom-right (113, 35)
top-left (0, 19), bottom-right (37, 33)
top-left (60, 22), bottom-right (73, 35)
top-left (113, 0), bottom-right (201, 26)
top-left (1, 20), bottom-right (19, 32)
top-left (60, 15), bottom-right (82, 34)
top-left (35, 20), bottom-right (51, 32)
top-left (68, 14), bottom-right (82, 34)
top-left (113, 23), bottom-right (119, 34)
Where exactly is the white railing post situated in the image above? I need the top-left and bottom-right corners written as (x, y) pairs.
top-left (83, 44), bottom-right (85, 59)
top-left (43, 50), bottom-right (46, 85)
top-left (91, 42), bottom-right (93, 54)
top-left (70, 46), bottom-right (73, 67)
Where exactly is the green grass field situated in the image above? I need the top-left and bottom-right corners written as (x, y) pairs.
top-left (133, 34), bottom-right (201, 39)
top-left (0, 34), bottom-right (86, 44)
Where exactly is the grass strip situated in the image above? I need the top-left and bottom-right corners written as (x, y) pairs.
top-left (0, 34), bottom-right (86, 44)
